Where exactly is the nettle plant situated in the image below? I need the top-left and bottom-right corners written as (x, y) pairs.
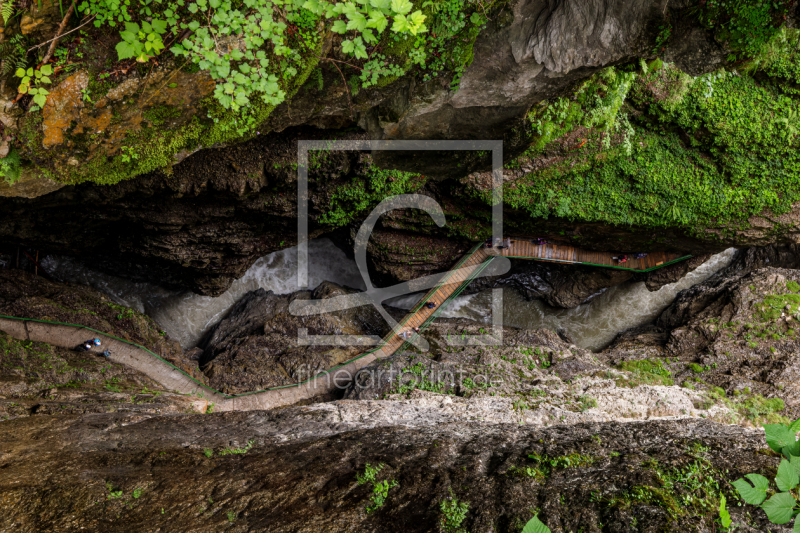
top-left (733, 418), bottom-right (800, 530)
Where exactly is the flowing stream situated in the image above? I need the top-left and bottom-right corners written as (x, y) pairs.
top-left (43, 241), bottom-right (735, 352)
top-left (387, 248), bottom-right (737, 351)
top-left (42, 239), bottom-right (365, 348)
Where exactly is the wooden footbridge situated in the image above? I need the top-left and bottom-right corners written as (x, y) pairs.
top-left (0, 240), bottom-right (689, 412)
top-left (379, 239), bottom-right (690, 355)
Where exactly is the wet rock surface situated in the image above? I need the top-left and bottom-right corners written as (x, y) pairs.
top-left (0, 408), bottom-right (785, 533)
top-left (603, 264), bottom-right (800, 424)
top-left (198, 282), bottom-right (392, 394)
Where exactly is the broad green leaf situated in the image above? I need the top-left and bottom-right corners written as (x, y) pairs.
top-left (116, 40), bottom-right (137, 60)
top-left (521, 515), bottom-right (552, 533)
top-left (409, 9), bottom-right (425, 26)
top-left (331, 20), bottom-right (347, 33)
top-left (209, 0), bottom-right (220, 7)
top-left (14, 68), bottom-right (25, 78)
top-left (790, 417), bottom-right (800, 434)
top-left (39, 76), bottom-right (51, 84)
top-left (777, 459), bottom-right (799, 492)
top-left (761, 492), bottom-right (796, 524)
top-left (39, 64), bottom-right (53, 75)
top-left (795, 516), bottom-right (800, 533)
top-left (391, 13), bottom-right (409, 33)
top-left (732, 474), bottom-right (769, 505)
top-left (346, 11), bottom-right (367, 32)
top-left (369, 0), bottom-right (390, 9)
top-left (32, 93), bottom-right (47, 108)
top-left (124, 21), bottom-right (140, 33)
top-left (341, 39), bottom-right (355, 55)
top-left (151, 19), bottom-right (168, 33)
top-left (26, 68), bottom-right (33, 76)
top-left (353, 36), bottom-right (367, 59)
top-left (390, 0), bottom-right (411, 14)
top-left (719, 494), bottom-right (732, 529)
top-left (119, 31), bottom-right (138, 42)
top-left (362, 28), bottom-right (376, 44)
top-left (784, 440), bottom-right (800, 459)
top-left (141, 21), bottom-right (153, 33)
top-left (766, 424), bottom-right (797, 454)
top-left (367, 11), bottom-right (387, 32)
top-left (302, 0), bottom-right (319, 12)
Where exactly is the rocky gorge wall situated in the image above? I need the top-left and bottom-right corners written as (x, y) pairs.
top-left (2, 1), bottom-right (800, 296)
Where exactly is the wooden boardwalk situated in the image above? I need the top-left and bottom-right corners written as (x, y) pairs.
top-left (379, 239), bottom-right (690, 356)
top-left (379, 245), bottom-right (492, 354)
top-left (494, 238), bottom-right (686, 272)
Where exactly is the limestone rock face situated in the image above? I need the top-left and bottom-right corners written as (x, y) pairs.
top-left (0, 409), bottom-right (783, 532)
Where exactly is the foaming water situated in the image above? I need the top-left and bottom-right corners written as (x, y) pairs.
top-left (388, 248), bottom-right (736, 351)
top-left (43, 241), bottom-right (735, 353)
top-left (42, 239), bottom-right (365, 348)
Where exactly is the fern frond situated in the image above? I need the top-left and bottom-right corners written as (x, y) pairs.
top-left (0, 0), bottom-right (14, 25)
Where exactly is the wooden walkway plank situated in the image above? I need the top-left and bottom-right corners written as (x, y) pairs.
top-left (379, 238), bottom-right (690, 358)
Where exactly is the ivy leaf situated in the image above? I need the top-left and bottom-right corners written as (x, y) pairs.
top-left (732, 474), bottom-right (769, 505)
top-left (766, 424), bottom-right (797, 454)
top-left (366, 11), bottom-right (387, 32)
top-left (116, 40), bottom-right (138, 60)
top-left (776, 459), bottom-right (799, 492)
top-left (521, 515), bottom-right (552, 533)
top-left (331, 19), bottom-right (347, 33)
top-left (761, 492), bottom-right (796, 524)
top-left (390, 0), bottom-right (412, 14)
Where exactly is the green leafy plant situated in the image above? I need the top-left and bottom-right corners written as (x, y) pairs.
top-left (356, 463), bottom-right (398, 513)
top-left (0, 0), bottom-right (13, 23)
top-left (521, 515), bottom-right (551, 533)
top-left (719, 493), bottom-right (732, 529)
top-left (440, 488), bottom-right (469, 533)
top-left (0, 34), bottom-right (28, 76)
top-left (733, 418), bottom-right (800, 529)
top-left (219, 439), bottom-right (254, 455)
top-left (0, 148), bottom-right (22, 185)
top-left (16, 65), bottom-right (53, 108)
top-left (116, 20), bottom-right (168, 62)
